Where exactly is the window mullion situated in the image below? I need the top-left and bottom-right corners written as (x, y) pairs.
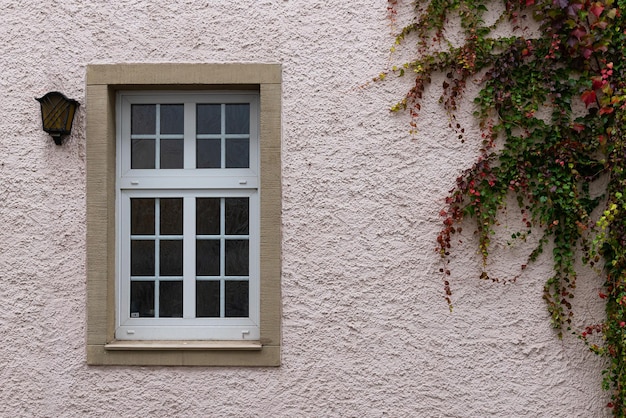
top-left (183, 195), bottom-right (195, 319)
top-left (154, 198), bottom-right (161, 318)
top-left (220, 197), bottom-right (226, 318)
top-left (155, 105), bottom-right (161, 170)
top-left (220, 104), bottom-right (226, 169)
top-left (184, 103), bottom-right (195, 169)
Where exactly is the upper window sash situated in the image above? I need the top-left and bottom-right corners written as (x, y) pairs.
top-left (117, 91), bottom-right (260, 186)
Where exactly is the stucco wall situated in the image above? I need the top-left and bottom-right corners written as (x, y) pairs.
top-left (0, 0), bottom-right (609, 416)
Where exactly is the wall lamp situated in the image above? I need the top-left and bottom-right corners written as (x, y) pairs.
top-left (36, 91), bottom-right (79, 145)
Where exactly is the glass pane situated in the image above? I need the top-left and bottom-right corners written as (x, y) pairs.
top-left (131, 281), bottom-right (155, 317)
top-left (225, 104), bottom-right (250, 134)
top-left (160, 104), bottom-right (184, 134)
top-left (131, 198), bottom-right (155, 235)
top-left (225, 280), bottom-right (249, 317)
top-left (131, 240), bottom-right (155, 276)
top-left (225, 138), bottom-right (249, 168)
top-left (225, 240), bottom-right (249, 276)
top-left (225, 198), bottom-right (249, 235)
top-left (160, 198), bottom-right (183, 235)
top-left (196, 198), bottom-right (220, 235)
top-left (131, 104), bottom-right (156, 135)
top-left (197, 104), bottom-right (221, 134)
top-left (196, 281), bottom-right (220, 317)
top-left (160, 281), bottom-right (183, 317)
top-left (131, 139), bottom-right (155, 169)
top-left (196, 240), bottom-right (220, 276)
top-left (197, 138), bottom-right (221, 168)
top-left (160, 139), bottom-right (184, 169)
top-left (160, 240), bottom-right (183, 276)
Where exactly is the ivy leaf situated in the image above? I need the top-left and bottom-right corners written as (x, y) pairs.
top-left (581, 90), bottom-right (596, 107)
top-left (593, 20), bottom-right (609, 30)
top-left (567, 3), bottom-right (583, 16)
top-left (591, 76), bottom-right (604, 90)
top-left (571, 26), bottom-right (587, 39)
top-left (554, 0), bottom-right (568, 8)
top-left (590, 2), bottom-right (605, 17)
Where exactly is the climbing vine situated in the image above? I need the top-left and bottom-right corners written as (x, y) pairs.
top-left (382, 0), bottom-right (626, 414)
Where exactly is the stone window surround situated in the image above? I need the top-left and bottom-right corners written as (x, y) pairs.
top-left (86, 63), bottom-right (281, 366)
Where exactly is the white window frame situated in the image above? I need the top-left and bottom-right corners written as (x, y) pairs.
top-left (115, 91), bottom-right (260, 341)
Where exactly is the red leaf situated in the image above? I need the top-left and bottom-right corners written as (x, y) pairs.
top-left (581, 90), bottom-right (596, 106)
top-left (590, 2), bottom-right (604, 17)
top-left (599, 106), bottom-right (614, 115)
top-left (526, 0), bottom-right (535, 5)
top-left (572, 123), bottom-right (585, 133)
top-left (594, 20), bottom-right (609, 30)
top-left (571, 26), bottom-right (587, 39)
top-left (591, 76), bottom-right (604, 90)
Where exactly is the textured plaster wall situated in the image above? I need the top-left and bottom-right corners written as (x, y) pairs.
top-left (0, 0), bottom-right (609, 416)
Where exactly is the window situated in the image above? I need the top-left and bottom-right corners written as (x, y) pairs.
top-left (86, 64), bottom-right (281, 366)
top-left (117, 92), bottom-right (260, 341)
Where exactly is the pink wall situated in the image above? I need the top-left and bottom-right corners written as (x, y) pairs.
top-left (0, 0), bottom-right (609, 416)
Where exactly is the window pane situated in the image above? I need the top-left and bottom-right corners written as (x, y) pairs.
top-left (160, 281), bottom-right (183, 317)
top-left (160, 139), bottom-right (184, 169)
top-left (131, 104), bottom-right (156, 135)
top-left (131, 198), bottom-right (155, 235)
top-left (225, 198), bottom-right (249, 235)
top-left (225, 280), bottom-right (248, 317)
top-left (197, 104), bottom-right (221, 134)
top-left (160, 198), bottom-right (183, 235)
top-left (131, 139), bottom-right (155, 169)
top-left (225, 104), bottom-right (249, 134)
top-left (160, 104), bottom-right (184, 134)
top-left (197, 138), bottom-right (221, 168)
top-left (196, 281), bottom-right (220, 317)
top-left (196, 240), bottom-right (220, 276)
top-left (225, 138), bottom-right (249, 168)
top-left (160, 240), bottom-right (183, 276)
top-left (131, 281), bottom-right (155, 317)
top-left (225, 240), bottom-right (249, 276)
top-left (196, 198), bottom-right (220, 235)
top-left (131, 240), bottom-right (155, 276)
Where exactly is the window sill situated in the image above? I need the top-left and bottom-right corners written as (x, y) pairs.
top-left (88, 342), bottom-right (278, 366)
top-left (104, 340), bottom-right (262, 351)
